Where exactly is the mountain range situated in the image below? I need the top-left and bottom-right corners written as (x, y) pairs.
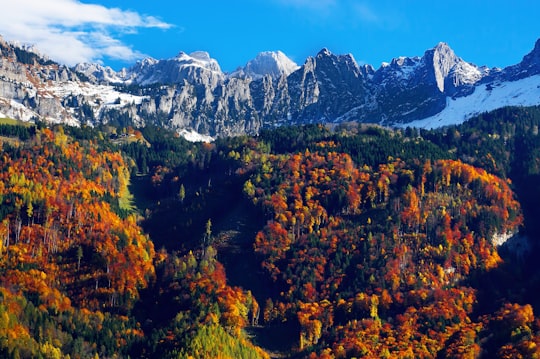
top-left (0, 34), bottom-right (539, 140)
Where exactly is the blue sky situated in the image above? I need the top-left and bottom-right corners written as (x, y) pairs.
top-left (0, 0), bottom-right (538, 72)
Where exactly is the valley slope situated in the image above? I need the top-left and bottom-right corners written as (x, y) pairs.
top-left (0, 106), bottom-right (540, 357)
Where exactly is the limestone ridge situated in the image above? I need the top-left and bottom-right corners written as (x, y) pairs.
top-left (0, 35), bottom-right (540, 139)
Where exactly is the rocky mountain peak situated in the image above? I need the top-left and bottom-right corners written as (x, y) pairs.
top-left (237, 51), bottom-right (299, 80)
top-left (433, 41), bottom-right (452, 52)
top-left (518, 38), bottom-right (540, 74)
top-left (312, 48), bottom-right (361, 75)
top-left (137, 57), bottom-right (159, 67)
top-left (316, 48), bottom-right (332, 58)
top-left (424, 42), bottom-right (461, 92)
top-left (73, 62), bottom-right (122, 83)
top-left (174, 51), bottom-right (222, 73)
top-left (186, 51), bottom-right (212, 61)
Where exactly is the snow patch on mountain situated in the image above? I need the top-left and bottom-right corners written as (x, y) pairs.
top-left (396, 58), bottom-right (422, 80)
top-left (449, 61), bottom-right (486, 86)
top-left (178, 128), bottom-right (214, 143)
top-left (48, 82), bottom-right (147, 106)
top-left (386, 56), bottom-right (422, 81)
top-left (0, 97), bottom-right (72, 125)
top-left (402, 74), bottom-right (540, 129)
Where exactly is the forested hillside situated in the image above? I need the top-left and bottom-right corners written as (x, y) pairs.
top-left (0, 106), bottom-right (540, 358)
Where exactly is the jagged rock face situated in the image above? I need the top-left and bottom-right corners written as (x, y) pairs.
top-left (134, 75), bottom-right (259, 137)
top-left (520, 39), bottom-right (540, 74)
top-left (502, 39), bottom-right (540, 81)
top-left (0, 39), bottom-right (82, 124)
top-left (1, 35), bottom-right (540, 139)
top-left (429, 43), bottom-right (461, 93)
top-left (249, 74), bottom-right (291, 125)
top-left (374, 56), bottom-right (439, 123)
top-left (284, 50), bottom-right (371, 124)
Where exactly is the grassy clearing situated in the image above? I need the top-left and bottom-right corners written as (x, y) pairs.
top-left (0, 117), bottom-right (32, 127)
top-left (118, 176), bottom-right (137, 213)
top-left (111, 133), bottom-right (151, 147)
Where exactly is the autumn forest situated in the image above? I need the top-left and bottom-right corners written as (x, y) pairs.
top-left (1, 106), bottom-right (540, 358)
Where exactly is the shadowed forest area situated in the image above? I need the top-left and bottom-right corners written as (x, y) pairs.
top-left (0, 106), bottom-right (540, 358)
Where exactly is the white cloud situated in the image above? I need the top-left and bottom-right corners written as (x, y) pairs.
top-left (0, 0), bottom-right (172, 66)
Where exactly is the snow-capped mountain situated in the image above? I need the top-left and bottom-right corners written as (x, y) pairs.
top-left (369, 42), bottom-right (494, 123)
top-left (122, 51), bottom-right (224, 86)
top-left (76, 51), bottom-right (225, 86)
top-left (1, 33), bottom-right (540, 140)
top-left (230, 51), bottom-right (299, 80)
